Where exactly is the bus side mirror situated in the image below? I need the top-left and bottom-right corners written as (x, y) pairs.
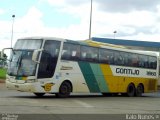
top-left (1, 48), bottom-right (13, 61)
top-left (1, 51), bottom-right (4, 59)
top-left (32, 49), bottom-right (43, 63)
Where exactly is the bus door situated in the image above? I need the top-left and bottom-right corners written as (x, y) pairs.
top-left (37, 40), bottom-right (61, 82)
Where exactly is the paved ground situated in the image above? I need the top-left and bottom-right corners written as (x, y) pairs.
top-left (1, 83), bottom-right (160, 120)
top-left (0, 83), bottom-right (160, 115)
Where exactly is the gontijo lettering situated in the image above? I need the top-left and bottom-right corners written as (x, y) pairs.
top-left (116, 68), bottom-right (139, 75)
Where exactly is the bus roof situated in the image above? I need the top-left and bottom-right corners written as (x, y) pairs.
top-left (79, 40), bottom-right (159, 57)
top-left (18, 36), bottom-right (159, 57)
top-left (18, 36), bottom-right (66, 42)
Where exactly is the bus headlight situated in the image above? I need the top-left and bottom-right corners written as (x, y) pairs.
top-left (26, 79), bottom-right (36, 83)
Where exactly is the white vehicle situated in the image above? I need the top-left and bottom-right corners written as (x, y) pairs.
top-left (2, 37), bottom-right (159, 97)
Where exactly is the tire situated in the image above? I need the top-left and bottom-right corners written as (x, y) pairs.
top-left (127, 83), bottom-right (135, 97)
top-left (56, 82), bottom-right (72, 98)
top-left (34, 93), bottom-right (45, 97)
top-left (136, 84), bottom-right (144, 97)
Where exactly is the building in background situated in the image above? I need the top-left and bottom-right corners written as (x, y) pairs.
top-left (92, 37), bottom-right (160, 52)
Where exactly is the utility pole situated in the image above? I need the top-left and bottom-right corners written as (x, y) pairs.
top-left (113, 30), bottom-right (117, 39)
top-left (11, 15), bottom-right (15, 48)
top-left (89, 0), bottom-right (93, 40)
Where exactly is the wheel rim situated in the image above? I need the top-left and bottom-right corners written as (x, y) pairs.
top-left (61, 85), bottom-right (69, 95)
top-left (136, 85), bottom-right (143, 96)
top-left (59, 82), bottom-right (71, 97)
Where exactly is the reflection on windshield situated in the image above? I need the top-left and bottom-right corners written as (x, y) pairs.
top-left (8, 50), bottom-right (37, 76)
top-left (14, 39), bottom-right (42, 50)
top-left (8, 39), bottom-right (42, 77)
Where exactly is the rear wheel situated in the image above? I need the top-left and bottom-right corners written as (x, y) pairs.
top-left (127, 83), bottom-right (135, 97)
top-left (136, 84), bottom-right (144, 97)
top-left (34, 93), bottom-right (45, 97)
top-left (56, 81), bottom-right (72, 98)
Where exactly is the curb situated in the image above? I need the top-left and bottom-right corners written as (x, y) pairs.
top-left (0, 79), bottom-right (5, 83)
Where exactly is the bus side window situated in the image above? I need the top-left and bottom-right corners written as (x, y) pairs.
top-left (138, 55), bottom-right (149, 68)
top-left (61, 43), bottom-right (71, 60)
top-left (108, 50), bottom-right (114, 64)
top-left (61, 43), bottom-right (80, 61)
top-left (138, 55), bottom-right (144, 68)
top-left (81, 46), bottom-right (88, 61)
top-left (119, 52), bottom-right (125, 66)
top-left (144, 56), bottom-right (149, 68)
top-left (114, 51), bottom-right (124, 66)
top-left (123, 52), bottom-right (129, 66)
top-left (113, 51), bottom-right (119, 65)
top-left (131, 54), bottom-right (139, 67)
top-left (99, 49), bottom-right (109, 64)
top-left (81, 46), bottom-right (98, 62)
top-left (71, 44), bottom-right (80, 60)
top-left (44, 40), bottom-right (60, 59)
top-left (149, 56), bottom-right (157, 69)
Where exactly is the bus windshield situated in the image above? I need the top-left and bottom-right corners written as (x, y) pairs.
top-left (7, 39), bottom-right (42, 77)
top-left (14, 39), bottom-right (42, 50)
top-left (8, 50), bottom-right (36, 76)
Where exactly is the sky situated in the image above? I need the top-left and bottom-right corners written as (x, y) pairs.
top-left (1, 0), bottom-right (160, 50)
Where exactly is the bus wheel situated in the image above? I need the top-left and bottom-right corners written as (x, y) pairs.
top-left (136, 84), bottom-right (144, 97)
top-left (56, 81), bottom-right (72, 98)
top-left (34, 93), bottom-right (45, 97)
top-left (127, 83), bottom-right (135, 97)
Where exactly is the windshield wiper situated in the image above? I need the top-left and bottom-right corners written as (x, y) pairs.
top-left (16, 53), bottom-right (23, 75)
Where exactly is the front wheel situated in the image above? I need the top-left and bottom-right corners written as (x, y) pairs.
top-left (56, 82), bottom-right (72, 98)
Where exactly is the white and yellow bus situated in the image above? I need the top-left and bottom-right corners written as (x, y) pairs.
top-left (2, 37), bottom-right (159, 97)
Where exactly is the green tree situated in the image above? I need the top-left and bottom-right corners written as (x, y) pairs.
top-left (0, 51), bottom-right (8, 67)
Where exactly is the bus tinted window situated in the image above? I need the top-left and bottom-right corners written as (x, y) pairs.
top-left (149, 56), bottom-right (157, 69)
top-left (44, 40), bottom-right (60, 58)
top-left (138, 55), bottom-right (149, 68)
top-left (123, 52), bottom-right (130, 66)
top-left (144, 56), bottom-right (149, 68)
top-left (99, 49), bottom-right (112, 64)
top-left (118, 52), bottom-right (125, 65)
top-left (81, 46), bottom-right (98, 62)
top-left (38, 40), bottom-right (61, 78)
top-left (61, 43), bottom-right (80, 61)
top-left (131, 54), bottom-right (139, 67)
top-left (61, 42), bottom-right (157, 69)
top-left (114, 51), bottom-right (125, 65)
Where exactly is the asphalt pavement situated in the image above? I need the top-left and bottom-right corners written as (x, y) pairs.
top-left (0, 83), bottom-right (160, 120)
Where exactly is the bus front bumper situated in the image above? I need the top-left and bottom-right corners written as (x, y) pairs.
top-left (6, 80), bottom-right (36, 92)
